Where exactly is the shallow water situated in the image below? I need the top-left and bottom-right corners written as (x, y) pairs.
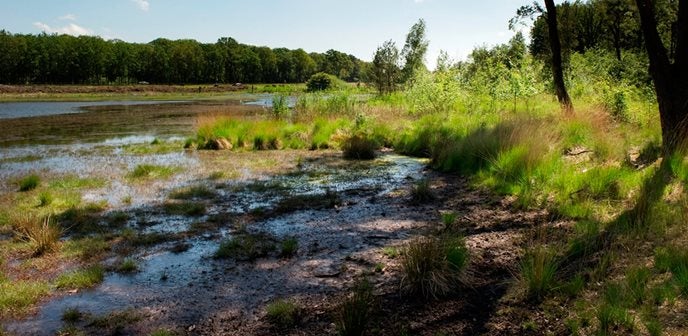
top-left (1, 96), bottom-right (429, 335)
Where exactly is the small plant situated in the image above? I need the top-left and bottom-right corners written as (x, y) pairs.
top-left (410, 179), bottom-right (434, 204)
top-left (56, 265), bottom-right (105, 290)
top-left (163, 201), bottom-right (206, 216)
top-left (116, 258), bottom-right (138, 274)
top-left (336, 278), bottom-right (374, 336)
top-left (61, 307), bottom-right (83, 323)
top-left (150, 137), bottom-right (161, 145)
top-left (596, 304), bottom-right (634, 335)
top-left (272, 94), bottom-right (290, 119)
top-left (13, 214), bottom-right (61, 257)
top-left (214, 234), bottom-right (276, 261)
top-left (342, 134), bottom-right (377, 160)
top-left (266, 299), bottom-right (300, 329)
top-left (400, 236), bottom-right (468, 299)
top-left (121, 195), bottom-right (133, 205)
top-left (18, 174), bottom-right (40, 192)
top-left (38, 192), bottom-right (53, 207)
top-left (280, 237), bottom-right (298, 258)
top-left (382, 246), bottom-right (399, 259)
top-left (126, 164), bottom-right (178, 179)
top-left (518, 245), bottom-right (558, 301)
top-left (441, 212), bottom-right (457, 228)
top-left (169, 185), bottom-right (216, 200)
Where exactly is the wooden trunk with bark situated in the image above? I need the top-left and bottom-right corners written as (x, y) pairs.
top-left (544, 0), bottom-right (574, 112)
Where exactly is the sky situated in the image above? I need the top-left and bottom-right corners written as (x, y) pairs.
top-left (1, 0), bottom-right (535, 69)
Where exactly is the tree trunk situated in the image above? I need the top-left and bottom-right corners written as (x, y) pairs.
top-left (544, 0), bottom-right (573, 112)
top-left (635, 0), bottom-right (688, 153)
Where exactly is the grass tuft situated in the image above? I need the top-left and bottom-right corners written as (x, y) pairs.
top-left (56, 265), bottom-right (105, 290)
top-left (12, 214), bottom-right (61, 257)
top-left (400, 235), bottom-right (468, 299)
top-left (518, 245), bottom-right (558, 301)
top-left (266, 299), bottom-right (300, 329)
top-left (336, 278), bottom-right (374, 336)
top-left (18, 174), bottom-right (40, 192)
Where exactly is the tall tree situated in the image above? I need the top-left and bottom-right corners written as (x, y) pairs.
top-left (401, 19), bottom-right (429, 83)
top-left (634, 0), bottom-right (688, 152)
top-left (372, 40), bottom-right (400, 94)
top-left (544, 0), bottom-right (573, 112)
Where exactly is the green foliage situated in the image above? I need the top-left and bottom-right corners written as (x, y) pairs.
top-left (62, 307), bottom-right (83, 323)
top-left (214, 234), bottom-right (275, 261)
top-left (271, 94), bottom-right (290, 119)
top-left (126, 164), bottom-right (180, 180)
top-left (519, 245), bottom-right (558, 300)
top-left (266, 299), bottom-right (300, 329)
top-left (400, 236), bottom-right (468, 299)
top-left (336, 278), bottom-right (374, 336)
top-left (55, 265), bottom-right (105, 290)
top-left (38, 191), bottom-right (53, 207)
top-left (306, 72), bottom-right (339, 92)
top-left (164, 201), bottom-right (206, 216)
top-left (280, 237), bottom-right (298, 258)
top-left (18, 174), bottom-right (40, 192)
top-left (0, 279), bottom-right (50, 317)
top-left (342, 133), bottom-right (377, 160)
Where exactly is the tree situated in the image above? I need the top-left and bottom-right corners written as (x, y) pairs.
top-left (544, 0), bottom-right (573, 111)
top-left (401, 19), bottom-right (429, 83)
top-left (634, 0), bottom-right (688, 152)
top-left (372, 40), bottom-right (400, 94)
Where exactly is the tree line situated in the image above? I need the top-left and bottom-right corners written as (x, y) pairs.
top-left (0, 31), bottom-right (370, 85)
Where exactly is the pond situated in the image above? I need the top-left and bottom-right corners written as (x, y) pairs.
top-left (0, 95), bottom-right (429, 335)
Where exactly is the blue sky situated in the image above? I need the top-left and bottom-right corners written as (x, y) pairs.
top-left (2, 0), bottom-right (533, 68)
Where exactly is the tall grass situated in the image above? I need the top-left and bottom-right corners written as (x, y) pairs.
top-left (12, 214), bottom-right (61, 256)
top-left (400, 236), bottom-right (469, 299)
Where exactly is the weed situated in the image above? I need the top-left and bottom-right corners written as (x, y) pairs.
top-left (18, 174), bottom-right (40, 191)
top-left (518, 245), bottom-right (558, 301)
top-left (596, 304), bottom-right (634, 335)
top-left (625, 266), bottom-right (651, 306)
top-left (56, 265), bottom-right (105, 290)
top-left (342, 133), bottom-right (377, 160)
top-left (336, 278), bottom-right (374, 336)
top-left (214, 234), bottom-right (276, 261)
top-left (164, 201), bottom-right (206, 216)
top-left (116, 258), bottom-right (138, 273)
top-left (149, 329), bottom-right (175, 336)
top-left (400, 236), bottom-right (468, 299)
top-left (0, 280), bottom-right (50, 317)
top-left (169, 185), bottom-right (216, 200)
top-left (126, 164), bottom-right (179, 179)
top-left (62, 307), bottom-right (83, 323)
top-left (441, 212), bottom-right (457, 228)
top-left (12, 214), bottom-right (61, 257)
top-left (38, 192), bottom-right (53, 207)
top-left (410, 179), bottom-right (434, 204)
top-left (382, 246), bottom-right (399, 259)
top-left (266, 299), bottom-right (300, 329)
top-left (280, 237), bottom-right (298, 258)
top-left (121, 195), bottom-right (133, 205)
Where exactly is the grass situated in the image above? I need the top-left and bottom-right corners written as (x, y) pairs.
top-left (280, 237), bottom-right (298, 258)
top-left (410, 179), bottom-right (434, 204)
top-left (336, 278), bottom-right (374, 336)
top-left (342, 133), bottom-right (377, 160)
top-left (12, 214), bottom-right (61, 257)
top-left (116, 258), bottom-right (138, 273)
top-left (163, 201), bottom-right (206, 216)
top-left (55, 265), bottom-right (105, 290)
top-left (126, 164), bottom-right (180, 180)
top-left (18, 174), bottom-right (40, 192)
top-left (266, 299), bottom-right (300, 329)
top-left (214, 233), bottom-right (276, 261)
top-left (400, 236), bottom-right (469, 299)
top-left (518, 245), bottom-right (558, 301)
top-left (63, 236), bottom-right (110, 261)
top-left (0, 279), bottom-right (50, 317)
top-left (38, 192), bottom-right (53, 207)
top-left (168, 185), bottom-right (216, 200)
top-left (62, 307), bottom-right (83, 323)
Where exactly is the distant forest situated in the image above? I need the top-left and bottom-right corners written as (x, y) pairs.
top-left (0, 31), bottom-right (370, 85)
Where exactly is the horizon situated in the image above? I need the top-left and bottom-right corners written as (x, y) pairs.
top-left (2, 0), bottom-right (535, 69)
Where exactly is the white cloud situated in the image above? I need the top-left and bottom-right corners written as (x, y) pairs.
top-left (59, 14), bottom-right (77, 21)
top-left (33, 22), bottom-right (94, 36)
top-left (131, 0), bottom-right (150, 11)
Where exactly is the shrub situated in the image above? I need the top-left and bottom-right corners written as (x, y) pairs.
top-left (518, 245), bottom-right (558, 300)
top-left (306, 72), bottom-right (336, 92)
top-left (342, 134), bottom-right (377, 160)
top-left (400, 236), bottom-right (468, 299)
top-left (18, 174), bottom-right (40, 191)
top-left (266, 299), bottom-right (300, 329)
top-left (336, 278), bottom-right (374, 336)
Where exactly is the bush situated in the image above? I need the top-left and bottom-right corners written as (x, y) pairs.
top-left (336, 278), bottom-right (374, 336)
top-left (18, 174), bottom-right (40, 192)
top-left (400, 236), bottom-right (469, 299)
top-left (266, 299), bottom-right (300, 329)
top-left (306, 72), bottom-right (336, 92)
